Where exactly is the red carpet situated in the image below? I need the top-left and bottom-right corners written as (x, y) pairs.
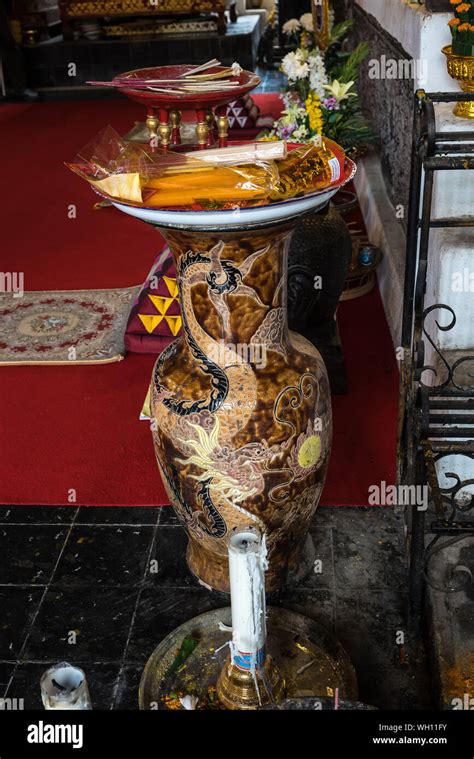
top-left (0, 96), bottom-right (398, 507)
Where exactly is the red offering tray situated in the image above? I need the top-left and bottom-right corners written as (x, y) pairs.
top-left (116, 64), bottom-right (260, 110)
top-left (113, 64), bottom-right (261, 151)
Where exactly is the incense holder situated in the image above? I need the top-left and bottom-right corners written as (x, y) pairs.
top-left (110, 162), bottom-right (355, 593)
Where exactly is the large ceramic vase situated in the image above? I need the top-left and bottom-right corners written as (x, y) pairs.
top-left (109, 191), bottom-right (344, 593)
top-left (150, 223), bottom-right (332, 593)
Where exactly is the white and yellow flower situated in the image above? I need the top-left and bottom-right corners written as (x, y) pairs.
top-left (292, 124), bottom-right (310, 141)
top-left (281, 50), bottom-right (309, 82)
top-left (323, 79), bottom-right (357, 101)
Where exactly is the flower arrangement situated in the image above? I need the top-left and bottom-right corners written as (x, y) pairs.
top-left (268, 11), bottom-right (375, 149)
top-left (448, 0), bottom-right (474, 56)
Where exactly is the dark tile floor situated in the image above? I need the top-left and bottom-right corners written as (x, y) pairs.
top-left (0, 504), bottom-right (432, 710)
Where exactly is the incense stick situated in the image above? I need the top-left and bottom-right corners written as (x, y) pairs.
top-left (87, 80), bottom-right (240, 93)
top-left (182, 70), bottom-right (240, 81)
top-left (183, 141), bottom-right (287, 165)
top-left (135, 77), bottom-right (237, 84)
top-left (146, 87), bottom-right (186, 94)
top-left (179, 59), bottom-right (220, 77)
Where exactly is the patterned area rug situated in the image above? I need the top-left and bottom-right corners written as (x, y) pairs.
top-left (0, 287), bottom-right (140, 365)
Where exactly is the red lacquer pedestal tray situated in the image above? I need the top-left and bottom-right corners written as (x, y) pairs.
top-left (91, 63), bottom-right (260, 151)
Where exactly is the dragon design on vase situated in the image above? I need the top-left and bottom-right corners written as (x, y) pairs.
top-left (150, 228), bottom-right (332, 592)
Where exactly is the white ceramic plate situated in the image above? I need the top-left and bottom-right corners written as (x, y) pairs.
top-left (111, 186), bottom-right (341, 229)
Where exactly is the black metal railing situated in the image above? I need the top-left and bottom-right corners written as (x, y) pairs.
top-left (398, 89), bottom-right (474, 633)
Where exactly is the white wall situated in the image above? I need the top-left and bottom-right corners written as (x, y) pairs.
top-left (356, 0), bottom-right (453, 91)
top-left (355, 0), bottom-right (474, 356)
top-left (355, 0), bottom-right (474, 488)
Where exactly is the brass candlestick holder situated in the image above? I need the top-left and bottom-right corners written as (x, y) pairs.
top-left (215, 527), bottom-right (285, 710)
top-left (217, 651), bottom-right (285, 710)
top-left (443, 45), bottom-right (474, 120)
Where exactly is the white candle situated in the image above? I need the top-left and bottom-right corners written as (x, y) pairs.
top-left (228, 527), bottom-right (268, 675)
top-left (40, 663), bottom-right (92, 710)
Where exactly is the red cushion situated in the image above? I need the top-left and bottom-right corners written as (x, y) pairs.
top-left (124, 246), bottom-right (182, 354)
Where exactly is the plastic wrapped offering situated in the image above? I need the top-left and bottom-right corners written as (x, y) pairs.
top-left (270, 142), bottom-right (343, 201)
top-left (67, 127), bottom-right (345, 210)
top-left (67, 127), bottom-right (277, 207)
top-left (142, 164), bottom-right (277, 207)
top-left (182, 141), bottom-right (287, 166)
top-left (66, 126), bottom-right (152, 203)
